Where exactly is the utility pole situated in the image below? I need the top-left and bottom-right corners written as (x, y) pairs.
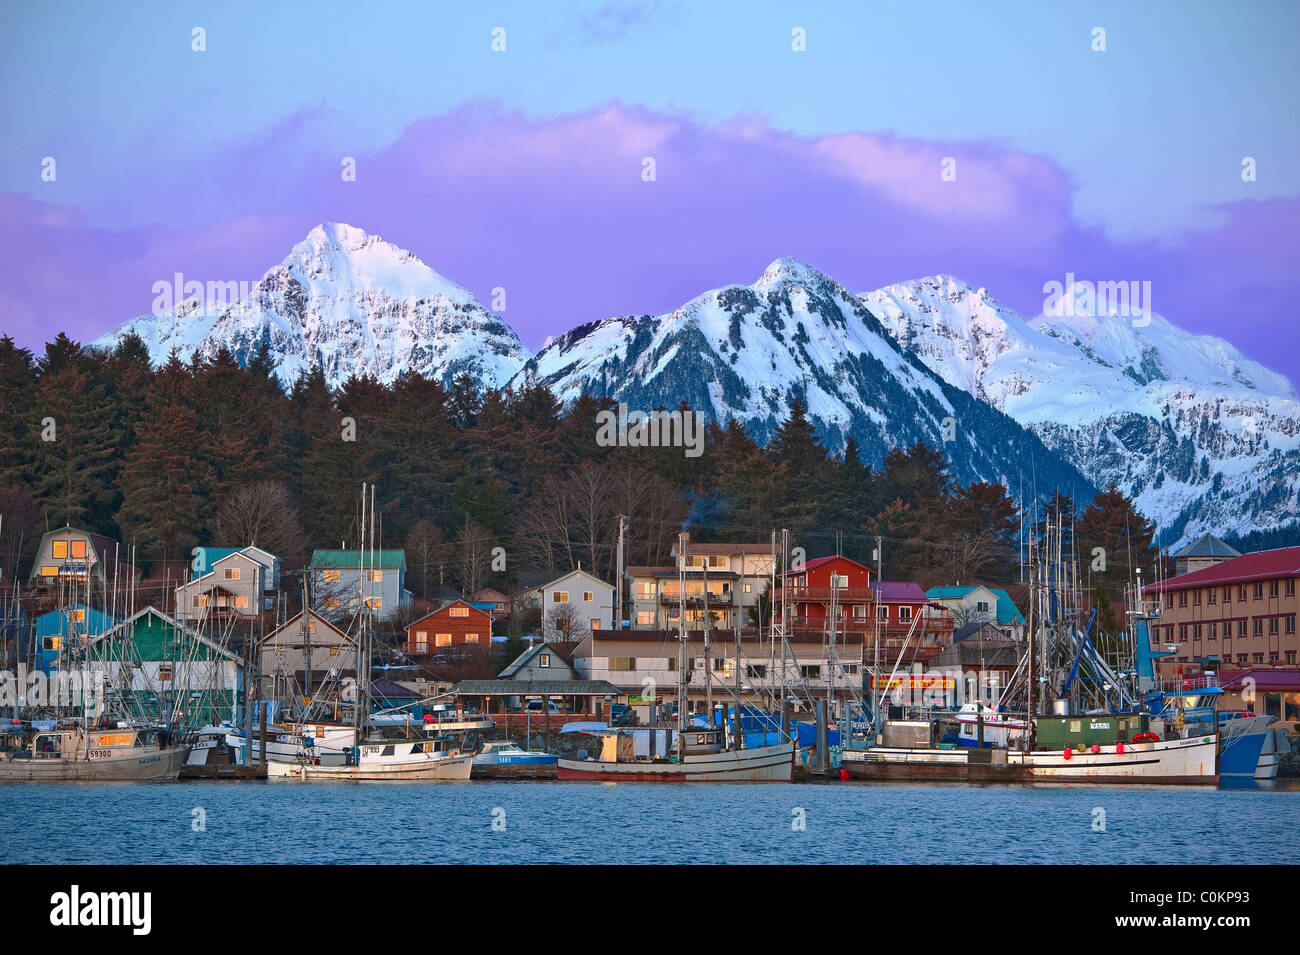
top-left (615, 514), bottom-right (626, 631)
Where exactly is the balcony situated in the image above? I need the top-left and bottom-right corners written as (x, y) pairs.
top-left (779, 586), bottom-right (874, 603)
top-left (659, 592), bottom-right (733, 607)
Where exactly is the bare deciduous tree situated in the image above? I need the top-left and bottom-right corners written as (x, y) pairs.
top-left (215, 480), bottom-right (306, 557)
top-left (453, 519), bottom-right (494, 597)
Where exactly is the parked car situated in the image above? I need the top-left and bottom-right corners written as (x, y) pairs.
top-left (524, 699), bottom-right (562, 714)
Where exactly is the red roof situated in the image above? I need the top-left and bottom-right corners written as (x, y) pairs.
top-left (783, 555), bottom-right (874, 577)
top-left (1142, 546), bottom-right (1300, 593)
top-left (1219, 668), bottom-right (1300, 693)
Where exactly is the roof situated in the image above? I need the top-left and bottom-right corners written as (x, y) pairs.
top-left (470, 587), bottom-right (509, 602)
top-left (406, 600), bottom-right (492, 630)
top-left (499, 641), bottom-right (574, 678)
top-left (539, 568), bottom-right (612, 590)
top-left (90, 605), bottom-right (241, 662)
top-left (953, 621), bottom-right (1017, 643)
top-left (370, 677), bottom-right (421, 700)
top-left (1218, 668), bottom-right (1300, 693)
top-left (260, 609), bottom-right (353, 648)
top-left (625, 565), bottom-right (738, 579)
top-left (871, 581), bottom-right (929, 603)
top-left (310, 549), bottom-right (406, 570)
top-left (672, 541), bottom-right (771, 556)
top-left (784, 555), bottom-right (874, 577)
top-left (452, 679), bottom-right (621, 697)
top-left (930, 641), bottom-right (1023, 668)
top-left (926, 586), bottom-right (1026, 625)
top-left (1143, 546), bottom-right (1300, 594)
top-left (1173, 534), bottom-right (1241, 560)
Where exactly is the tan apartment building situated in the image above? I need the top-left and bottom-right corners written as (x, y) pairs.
top-left (626, 535), bottom-right (776, 631)
top-left (1142, 545), bottom-right (1300, 674)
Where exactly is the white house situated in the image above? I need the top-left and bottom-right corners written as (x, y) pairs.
top-left (539, 568), bottom-right (614, 641)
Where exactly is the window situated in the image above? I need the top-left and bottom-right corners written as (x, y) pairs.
top-left (1287, 579), bottom-right (1296, 597)
top-left (1178, 624), bottom-right (1188, 640)
top-left (1208, 623), bottom-right (1217, 639)
top-left (713, 658), bottom-right (727, 672)
top-left (225, 567), bottom-right (240, 580)
top-left (70, 539), bottom-right (86, 559)
top-left (1193, 590), bottom-right (1200, 606)
top-left (366, 597), bottom-right (382, 609)
top-left (743, 583), bottom-right (753, 594)
top-left (636, 611), bottom-right (654, 625)
top-left (609, 657), bottom-right (636, 671)
top-left (1254, 582), bottom-right (1264, 599)
top-left (975, 600), bottom-right (990, 612)
top-left (465, 633), bottom-right (480, 644)
top-left (368, 570), bottom-right (383, 582)
top-left (157, 664), bottom-right (173, 682)
top-left (1253, 618), bottom-right (1263, 636)
top-left (1193, 624), bottom-right (1201, 639)
top-left (435, 633), bottom-right (452, 647)
top-left (1223, 586), bottom-right (1231, 603)
top-left (1253, 653), bottom-right (1265, 664)
top-left (1288, 651), bottom-right (1297, 665)
top-left (877, 606), bottom-right (888, 621)
top-left (1166, 593), bottom-right (1174, 608)
top-left (899, 606), bottom-right (913, 622)
top-left (329, 646), bottom-right (339, 656)
top-left (70, 609), bottom-right (85, 622)
top-left (799, 665), bottom-right (821, 680)
top-left (234, 596), bottom-right (248, 609)
top-left (553, 591), bottom-right (569, 603)
top-left (1239, 585), bottom-right (1248, 601)
top-left (590, 619), bottom-right (600, 630)
top-left (1269, 617), bottom-right (1279, 634)
top-left (636, 582), bottom-right (655, 600)
top-left (450, 606), bottom-right (469, 618)
top-left (323, 570), bottom-right (340, 583)
top-left (747, 665), bottom-right (766, 678)
top-left (583, 591), bottom-right (594, 602)
top-left (1208, 588), bottom-right (1216, 605)
top-left (1270, 580), bottom-right (1280, 598)
top-left (1178, 592), bottom-right (1187, 607)
top-left (539, 654), bottom-right (551, 668)
top-left (853, 605), bottom-right (866, 619)
top-left (51, 541), bottom-right (67, 559)
top-left (323, 597), bottom-right (339, 610)
top-left (1238, 620), bottom-right (1247, 637)
top-left (831, 575), bottom-right (848, 589)
top-left (41, 565), bottom-right (58, 577)
top-left (414, 631), bottom-right (428, 652)
top-left (1288, 616), bottom-right (1296, 634)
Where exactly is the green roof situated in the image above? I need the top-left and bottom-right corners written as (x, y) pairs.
top-left (310, 549), bottom-right (406, 570)
top-left (926, 585), bottom-right (1026, 626)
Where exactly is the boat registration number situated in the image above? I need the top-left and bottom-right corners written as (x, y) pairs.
top-left (87, 749), bottom-right (114, 759)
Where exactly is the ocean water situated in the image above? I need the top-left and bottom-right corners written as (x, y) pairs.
top-left (2, 780), bottom-right (1297, 865)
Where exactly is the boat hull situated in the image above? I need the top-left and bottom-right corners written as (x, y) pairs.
top-left (267, 752), bottom-right (474, 781)
top-left (0, 746), bottom-right (187, 781)
top-left (556, 742), bottom-right (795, 782)
top-left (843, 735), bottom-right (1218, 785)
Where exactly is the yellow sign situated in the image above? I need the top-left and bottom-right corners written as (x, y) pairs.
top-left (93, 733), bottom-right (134, 747)
top-left (869, 675), bottom-right (954, 690)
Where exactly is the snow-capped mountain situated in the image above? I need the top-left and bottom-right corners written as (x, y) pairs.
top-left (509, 258), bottom-right (1092, 494)
top-left (864, 275), bottom-right (1300, 546)
top-left (94, 223), bottom-right (529, 389)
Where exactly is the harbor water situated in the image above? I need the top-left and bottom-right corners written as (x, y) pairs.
top-left (3, 780), bottom-right (1299, 864)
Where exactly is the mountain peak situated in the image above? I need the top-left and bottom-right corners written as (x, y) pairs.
top-left (756, 257), bottom-right (831, 288)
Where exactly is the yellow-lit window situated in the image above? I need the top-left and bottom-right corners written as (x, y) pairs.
top-left (323, 570), bottom-right (340, 583)
top-left (450, 606), bottom-right (469, 618)
top-left (225, 567), bottom-right (240, 580)
top-left (323, 597), bottom-right (339, 610)
top-left (465, 633), bottom-right (480, 644)
top-left (435, 633), bottom-right (452, 646)
top-left (70, 609), bottom-right (85, 622)
top-left (368, 570), bottom-right (383, 582)
top-left (51, 541), bottom-right (68, 559)
top-left (553, 591), bottom-right (568, 603)
top-left (70, 540), bottom-right (86, 559)
top-left (41, 565), bottom-right (58, 577)
top-left (157, 665), bottom-right (173, 682)
top-left (234, 596), bottom-right (248, 609)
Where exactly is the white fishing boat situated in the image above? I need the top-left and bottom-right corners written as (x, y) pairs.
top-left (954, 702), bottom-right (1029, 748)
top-left (267, 734), bottom-right (473, 780)
top-left (0, 723), bottom-right (187, 781)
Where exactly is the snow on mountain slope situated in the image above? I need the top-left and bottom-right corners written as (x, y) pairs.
top-left (511, 258), bottom-right (1092, 494)
top-left (93, 223), bottom-right (529, 389)
top-left (864, 276), bottom-right (1300, 546)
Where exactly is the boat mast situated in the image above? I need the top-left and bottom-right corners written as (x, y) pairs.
top-left (676, 532), bottom-right (687, 748)
top-left (703, 549), bottom-right (712, 727)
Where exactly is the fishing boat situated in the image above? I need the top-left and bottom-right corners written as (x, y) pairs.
top-left (1216, 711), bottom-right (1274, 781)
top-left (1257, 721), bottom-right (1296, 779)
top-left (953, 701), bottom-right (1029, 748)
top-left (558, 531), bottom-right (796, 781)
top-left (268, 733), bottom-right (473, 780)
top-left (0, 722), bottom-right (187, 781)
top-left (471, 740), bottom-right (557, 778)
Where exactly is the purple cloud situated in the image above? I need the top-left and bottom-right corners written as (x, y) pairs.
top-left (0, 105), bottom-right (1295, 387)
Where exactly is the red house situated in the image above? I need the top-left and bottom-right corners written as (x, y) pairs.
top-left (406, 600), bottom-right (493, 656)
top-left (781, 555), bottom-right (876, 633)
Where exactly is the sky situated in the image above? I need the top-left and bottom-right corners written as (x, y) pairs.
top-left (1, 0), bottom-right (1298, 382)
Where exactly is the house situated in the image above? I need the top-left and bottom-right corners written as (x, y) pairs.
top-left (29, 525), bottom-right (138, 592)
top-left (868, 582), bottom-right (954, 666)
top-left (1142, 545), bottom-right (1300, 674)
top-left (626, 565), bottom-right (738, 631)
top-left (539, 568), bottom-right (614, 642)
top-left (451, 640), bottom-right (619, 716)
top-left (926, 585), bottom-right (1027, 640)
top-left (86, 606), bottom-right (243, 727)
top-left (658, 535), bottom-right (776, 629)
top-left (574, 628), bottom-right (863, 715)
top-left (309, 549), bottom-right (411, 622)
top-left (31, 603), bottom-right (115, 674)
top-left (405, 600), bottom-right (494, 656)
top-left (1173, 534), bottom-right (1241, 576)
top-left (258, 609), bottom-right (356, 709)
top-left (175, 546), bottom-right (281, 622)
top-left (780, 555), bottom-right (876, 637)
top-left (469, 587), bottom-right (510, 620)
